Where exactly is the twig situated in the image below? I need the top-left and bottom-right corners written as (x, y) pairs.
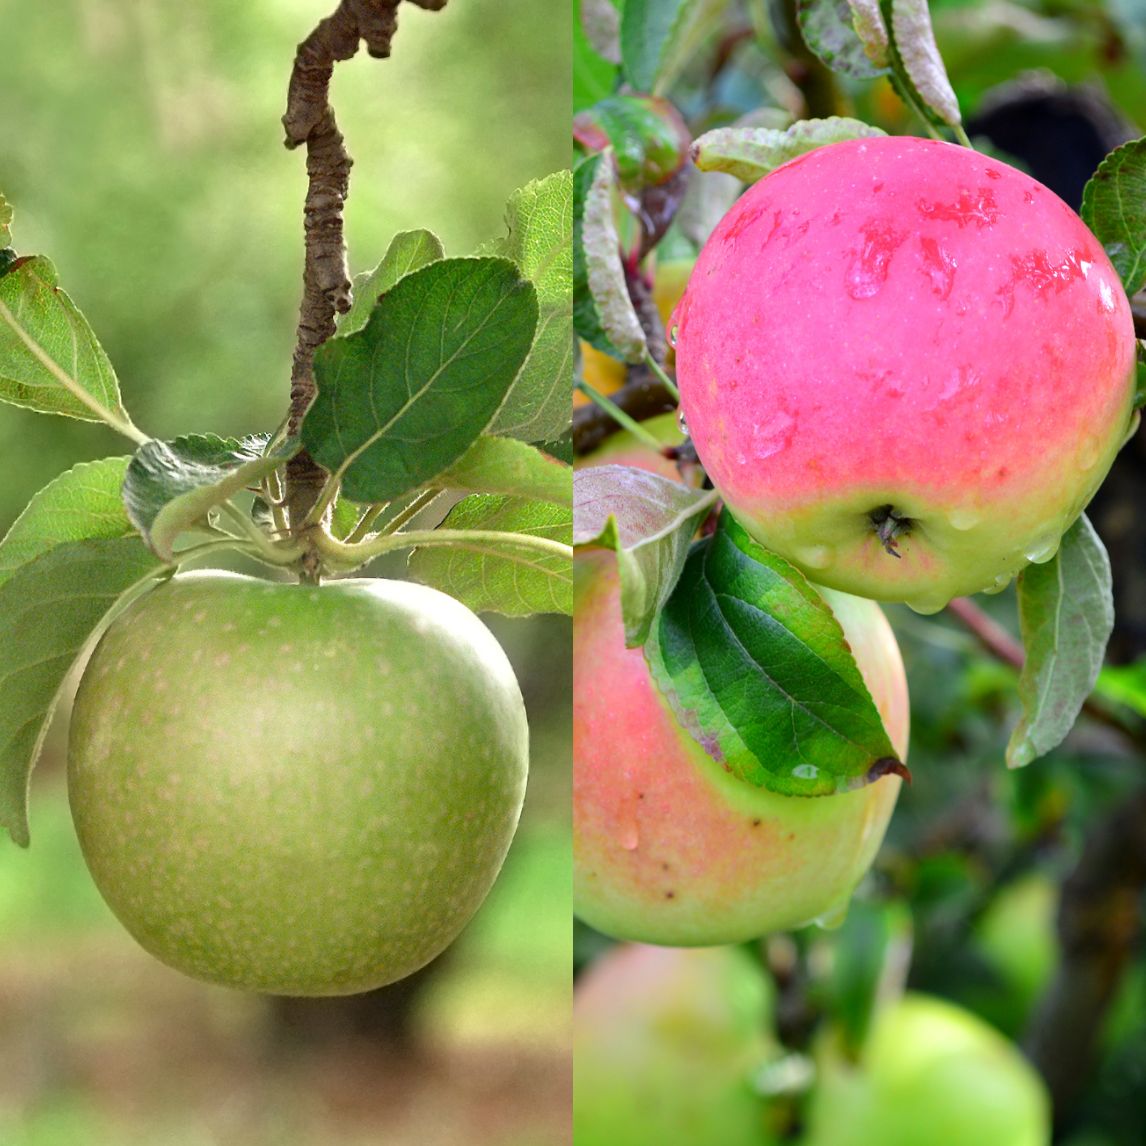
top-left (945, 595), bottom-right (1023, 668)
top-left (946, 595), bottom-right (1140, 744)
top-left (281, 0), bottom-right (447, 578)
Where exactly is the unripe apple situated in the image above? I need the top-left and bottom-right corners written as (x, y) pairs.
top-left (803, 993), bottom-right (1051, 1146)
top-left (674, 135), bottom-right (1138, 612)
top-left (573, 556), bottom-right (909, 945)
top-left (67, 571), bottom-right (529, 995)
top-left (573, 410), bottom-right (684, 477)
top-left (575, 942), bottom-right (779, 1146)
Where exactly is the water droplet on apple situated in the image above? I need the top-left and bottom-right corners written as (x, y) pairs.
top-left (982, 573), bottom-right (1011, 595)
top-left (793, 544), bottom-right (833, 570)
top-left (617, 822), bottom-right (640, 851)
top-left (947, 508), bottom-right (980, 531)
top-left (1078, 435), bottom-right (1103, 471)
top-left (668, 323), bottom-right (679, 347)
top-left (677, 409), bottom-right (689, 436)
top-left (906, 596), bottom-right (947, 616)
top-left (1024, 537), bottom-right (1061, 565)
top-left (813, 901), bottom-right (850, 931)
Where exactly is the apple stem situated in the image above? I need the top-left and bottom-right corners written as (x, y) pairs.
top-left (315, 526), bottom-right (572, 570)
top-left (576, 381), bottom-right (667, 451)
top-left (642, 350), bottom-right (680, 402)
top-left (280, 0), bottom-right (448, 568)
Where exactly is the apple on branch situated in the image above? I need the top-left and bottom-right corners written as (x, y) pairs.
top-left (68, 571), bottom-right (529, 996)
top-left (573, 555), bottom-right (909, 945)
top-left (673, 135), bottom-right (1138, 612)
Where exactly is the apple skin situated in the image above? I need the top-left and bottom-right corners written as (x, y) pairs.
top-left (803, 993), bottom-right (1051, 1146)
top-left (575, 942), bottom-right (778, 1146)
top-left (674, 135), bottom-right (1138, 612)
top-left (573, 555), bottom-right (909, 945)
top-left (67, 571), bottom-right (528, 996)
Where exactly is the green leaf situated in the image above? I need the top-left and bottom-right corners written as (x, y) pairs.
top-left (575, 0), bottom-right (622, 112)
top-left (303, 257), bottom-right (538, 504)
top-left (536, 430), bottom-right (575, 465)
top-left (440, 436), bottom-right (571, 507)
top-left (574, 463), bottom-right (716, 646)
top-left (339, 229), bottom-right (445, 337)
top-left (408, 494), bottom-right (572, 617)
top-left (692, 118), bottom-right (886, 184)
top-left (1081, 138), bottom-right (1146, 296)
top-left (0, 457), bottom-right (133, 589)
top-left (330, 496), bottom-right (365, 540)
top-left (883, 0), bottom-right (962, 127)
top-left (573, 153), bottom-right (646, 363)
top-left (1007, 516), bottom-right (1114, 769)
top-left (848, 0), bottom-right (890, 67)
top-left (123, 434), bottom-right (299, 562)
top-left (0, 194), bottom-right (11, 247)
top-left (621, 0), bottom-right (730, 95)
top-left (1095, 659), bottom-right (1146, 719)
top-left (0, 538), bottom-right (167, 847)
top-left (485, 171), bottom-right (574, 444)
top-left (0, 255), bottom-right (129, 424)
top-left (644, 511), bottom-right (904, 796)
top-left (825, 899), bottom-right (913, 1056)
top-left (798, 0), bottom-right (889, 79)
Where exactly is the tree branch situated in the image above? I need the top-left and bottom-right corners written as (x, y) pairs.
top-left (281, 0), bottom-right (447, 577)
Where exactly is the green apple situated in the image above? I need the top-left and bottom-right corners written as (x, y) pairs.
top-left (674, 135), bottom-right (1138, 612)
top-left (575, 942), bottom-right (779, 1146)
top-left (804, 993), bottom-right (1051, 1146)
top-left (573, 410), bottom-right (684, 478)
top-left (67, 570), bottom-right (529, 995)
top-left (574, 556), bottom-right (909, 945)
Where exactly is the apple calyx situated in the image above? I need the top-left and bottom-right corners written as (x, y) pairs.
top-left (871, 505), bottom-right (911, 557)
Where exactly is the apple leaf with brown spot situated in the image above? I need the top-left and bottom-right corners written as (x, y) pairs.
top-left (645, 511), bottom-right (904, 797)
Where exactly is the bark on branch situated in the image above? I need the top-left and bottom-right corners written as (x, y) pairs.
top-left (282, 0), bottom-right (447, 567)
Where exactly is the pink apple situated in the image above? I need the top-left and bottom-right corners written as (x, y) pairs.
top-left (575, 942), bottom-right (779, 1146)
top-left (674, 135), bottom-right (1138, 612)
top-left (573, 555), bottom-right (909, 945)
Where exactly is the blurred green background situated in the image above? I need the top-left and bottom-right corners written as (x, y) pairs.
top-left (573, 1), bottom-right (1146, 1144)
top-left (0, 1), bottom-right (571, 1143)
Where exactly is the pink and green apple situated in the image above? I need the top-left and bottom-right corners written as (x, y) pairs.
top-left (575, 942), bottom-right (779, 1146)
top-left (573, 556), bottom-right (909, 945)
top-left (674, 135), bottom-right (1138, 612)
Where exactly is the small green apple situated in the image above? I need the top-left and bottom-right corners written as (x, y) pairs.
top-left (67, 570), bottom-right (529, 995)
top-left (575, 942), bottom-right (779, 1146)
top-left (804, 993), bottom-right (1051, 1146)
top-left (573, 556), bottom-right (909, 945)
top-left (674, 135), bottom-right (1137, 612)
top-left (573, 410), bottom-right (684, 478)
